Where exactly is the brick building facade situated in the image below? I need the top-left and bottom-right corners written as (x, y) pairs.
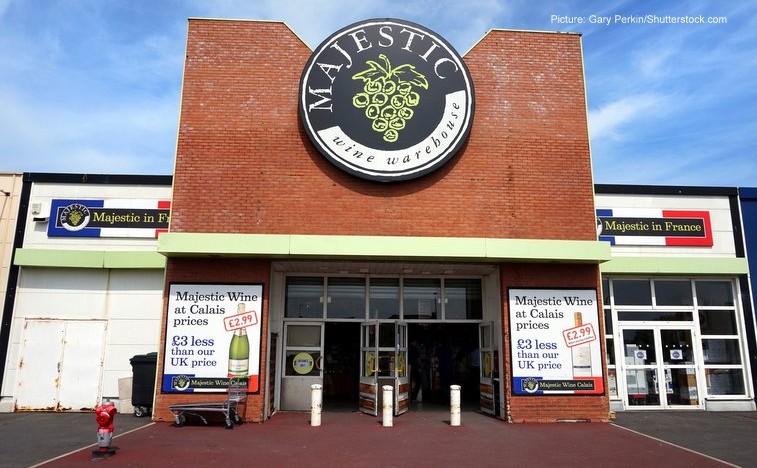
top-left (154, 18), bottom-right (610, 424)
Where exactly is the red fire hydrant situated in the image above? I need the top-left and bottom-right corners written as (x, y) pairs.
top-left (92, 402), bottom-right (118, 458)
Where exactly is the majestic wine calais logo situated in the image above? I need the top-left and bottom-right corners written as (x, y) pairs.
top-left (59, 203), bottom-right (92, 231)
top-left (299, 18), bottom-right (475, 182)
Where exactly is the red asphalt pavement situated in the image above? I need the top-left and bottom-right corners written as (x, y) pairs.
top-left (42, 409), bottom-right (731, 468)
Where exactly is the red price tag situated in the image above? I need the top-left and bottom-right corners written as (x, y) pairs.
top-left (224, 310), bottom-right (258, 332)
top-left (562, 323), bottom-right (596, 348)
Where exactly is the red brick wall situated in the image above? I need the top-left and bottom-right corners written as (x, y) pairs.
top-left (501, 264), bottom-right (609, 422)
top-left (170, 21), bottom-right (596, 241)
top-left (154, 258), bottom-right (271, 423)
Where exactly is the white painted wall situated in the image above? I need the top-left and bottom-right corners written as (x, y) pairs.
top-left (2, 267), bottom-right (165, 407)
top-left (0, 179), bottom-right (170, 411)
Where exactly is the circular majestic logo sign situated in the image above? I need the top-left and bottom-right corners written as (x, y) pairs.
top-left (522, 377), bottom-right (540, 394)
top-left (299, 18), bottom-right (475, 182)
top-left (59, 203), bottom-right (91, 231)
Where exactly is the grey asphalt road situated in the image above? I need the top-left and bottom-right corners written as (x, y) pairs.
top-left (0, 411), bottom-right (152, 467)
top-left (612, 410), bottom-right (757, 468)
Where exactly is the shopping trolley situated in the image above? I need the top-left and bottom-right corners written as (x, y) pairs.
top-left (168, 378), bottom-right (247, 429)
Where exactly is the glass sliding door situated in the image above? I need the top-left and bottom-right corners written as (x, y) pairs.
top-left (622, 328), bottom-right (660, 407)
top-left (660, 329), bottom-right (699, 407)
top-left (620, 326), bottom-right (701, 409)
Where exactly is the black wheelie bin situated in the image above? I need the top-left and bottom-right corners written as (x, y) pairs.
top-left (130, 352), bottom-right (158, 417)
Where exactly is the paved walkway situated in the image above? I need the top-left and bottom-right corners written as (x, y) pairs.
top-left (2, 408), bottom-right (755, 467)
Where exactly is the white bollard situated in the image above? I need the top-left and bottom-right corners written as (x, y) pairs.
top-left (450, 385), bottom-right (461, 426)
top-left (382, 385), bottom-right (393, 427)
top-left (310, 384), bottom-right (322, 427)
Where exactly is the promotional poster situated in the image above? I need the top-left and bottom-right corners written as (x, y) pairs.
top-left (509, 288), bottom-right (604, 395)
top-left (162, 284), bottom-right (263, 393)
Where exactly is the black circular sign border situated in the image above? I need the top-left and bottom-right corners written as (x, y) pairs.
top-left (299, 18), bottom-right (475, 183)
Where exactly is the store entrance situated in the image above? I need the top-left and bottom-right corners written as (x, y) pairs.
top-left (321, 322), bottom-right (481, 411)
top-left (619, 326), bottom-right (702, 409)
top-left (323, 322), bottom-right (360, 411)
top-left (408, 323), bottom-right (480, 408)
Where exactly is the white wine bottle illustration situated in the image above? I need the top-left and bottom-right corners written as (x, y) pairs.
top-left (228, 303), bottom-right (250, 378)
top-left (571, 312), bottom-right (592, 378)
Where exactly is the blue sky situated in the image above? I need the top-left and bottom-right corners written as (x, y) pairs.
top-left (0, 0), bottom-right (754, 187)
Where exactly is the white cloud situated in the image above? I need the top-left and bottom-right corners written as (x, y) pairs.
top-left (588, 94), bottom-right (666, 142)
top-left (635, 46), bottom-right (677, 78)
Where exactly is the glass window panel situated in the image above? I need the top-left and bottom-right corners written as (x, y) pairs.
top-left (625, 369), bottom-right (660, 405)
top-left (622, 329), bottom-right (657, 364)
top-left (706, 369), bottom-right (745, 395)
top-left (654, 280), bottom-right (693, 306)
top-left (364, 324), bottom-right (376, 348)
top-left (702, 339), bottom-right (742, 364)
top-left (480, 325), bottom-right (491, 348)
top-left (605, 338), bottom-right (615, 366)
top-left (378, 351), bottom-right (395, 376)
top-left (617, 311), bottom-right (692, 321)
top-left (482, 351), bottom-right (493, 378)
top-left (286, 325), bottom-right (321, 347)
top-left (396, 351), bottom-right (406, 378)
top-left (607, 368), bottom-right (617, 397)
top-left (444, 279), bottom-right (483, 320)
top-left (369, 278), bottom-right (400, 320)
top-left (397, 326), bottom-right (407, 348)
top-left (665, 368), bottom-right (699, 406)
top-left (403, 278), bottom-right (441, 319)
top-left (613, 279), bottom-right (652, 305)
top-left (364, 351), bottom-right (376, 377)
top-left (660, 329), bottom-right (694, 364)
top-left (602, 278), bottom-right (610, 306)
top-left (699, 310), bottom-right (738, 335)
top-left (604, 308), bottom-right (613, 334)
top-left (379, 323), bottom-right (394, 348)
top-left (696, 281), bottom-right (734, 306)
top-left (285, 277), bottom-right (324, 318)
top-left (326, 277), bottom-right (365, 319)
top-left (285, 351), bottom-right (321, 376)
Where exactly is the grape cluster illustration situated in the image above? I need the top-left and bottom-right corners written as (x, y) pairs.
top-left (352, 54), bottom-right (429, 143)
top-left (68, 210), bottom-right (84, 226)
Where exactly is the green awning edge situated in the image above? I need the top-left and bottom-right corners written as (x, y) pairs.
top-left (14, 249), bottom-right (167, 269)
top-left (600, 257), bottom-right (749, 275)
top-left (157, 233), bottom-right (611, 264)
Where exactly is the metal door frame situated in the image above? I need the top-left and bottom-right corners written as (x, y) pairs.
top-left (280, 322), bottom-right (324, 411)
top-left (359, 321), bottom-right (411, 416)
top-left (394, 322), bottom-right (409, 416)
top-left (359, 322), bottom-right (379, 415)
top-left (478, 322), bottom-right (496, 415)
